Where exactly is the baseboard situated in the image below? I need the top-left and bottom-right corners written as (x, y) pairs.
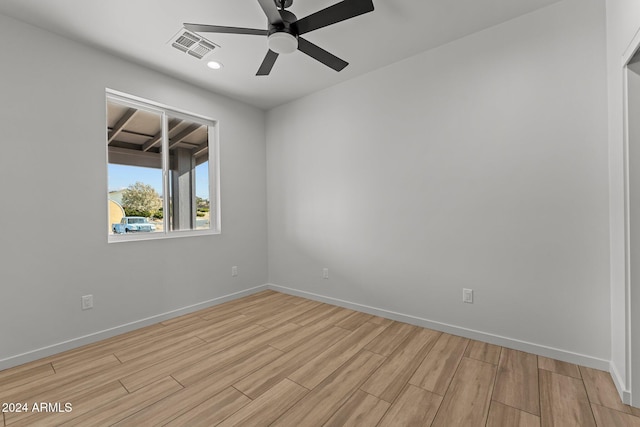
top-left (1, 282), bottom-right (614, 377)
top-left (267, 283), bottom-right (611, 372)
top-left (0, 284), bottom-right (268, 371)
top-left (610, 361), bottom-right (632, 405)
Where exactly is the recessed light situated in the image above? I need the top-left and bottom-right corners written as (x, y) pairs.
top-left (207, 61), bottom-right (223, 70)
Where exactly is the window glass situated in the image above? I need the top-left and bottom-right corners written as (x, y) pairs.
top-left (107, 103), bottom-right (163, 235)
top-left (106, 92), bottom-right (216, 240)
top-left (167, 115), bottom-right (210, 232)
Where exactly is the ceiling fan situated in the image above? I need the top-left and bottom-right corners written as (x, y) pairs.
top-left (184, 0), bottom-right (375, 76)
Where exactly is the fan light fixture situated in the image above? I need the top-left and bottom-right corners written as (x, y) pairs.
top-left (268, 32), bottom-right (298, 54)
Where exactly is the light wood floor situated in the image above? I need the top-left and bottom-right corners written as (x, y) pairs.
top-left (1, 290), bottom-right (639, 426)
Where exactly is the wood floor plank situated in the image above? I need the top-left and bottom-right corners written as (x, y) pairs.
top-left (48, 319), bottom-right (211, 372)
top-left (378, 384), bottom-right (442, 427)
top-left (178, 313), bottom-right (250, 342)
top-left (539, 369), bottom-right (596, 427)
top-left (632, 406), bottom-right (640, 418)
top-left (159, 311), bottom-right (206, 327)
top-left (43, 323), bottom-right (165, 366)
top-left (218, 379), bottom-right (308, 427)
top-left (580, 366), bottom-right (632, 414)
top-left (0, 360), bottom-right (50, 379)
top-left (60, 376), bottom-right (183, 426)
top-left (0, 353), bottom-right (128, 405)
top-left (323, 390), bottom-right (390, 427)
top-left (1, 358), bottom-right (124, 404)
top-left (198, 291), bottom-right (283, 320)
top-left (51, 353), bottom-right (121, 375)
top-left (7, 380), bottom-right (128, 426)
top-left (288, 322), bottom-right (386, 389)
top-left (172, 323), bottom-right (299, 387)
top-left (272, 350), bottom-right (385, 426)
top-left (487, 401), bottom-right (540, 427)
top-left (465, 340), bottom-right (501, 365)
top-left (431, 357), bottom-right (497, 427)
top-left (117, 342), bottom-right (241, 393)
top-left (591, 403), bottom-right (640, 427)
top-left (493, 348), bottom-right (540, 416)
top-left (119, 323), bottom-right (297, 393)
top-left (361, 328), bottom-right (441, 402)
top-left (286, 303), bottom-right (334, 324)
top-left (538, 356), bottom-right (581, 379)
top-left (114, 346), bottom-right (283, 427)
top-left (5, 375), bottom-right (123, 425)
top-left (237, 296), bottom-right (297, 318)
top-left (163, 387), bottom-right (251, 427)
top-left (0, 363), bottom-right (55, 391)
top-left (334, 311), bottom-right (374, 330)
top-left (115, 335), bottom-right (205, 363)
top-left (197, 323), bottom-right (267, 346)
top-left (234, 326), bottom-right (350, 399)
top-left (254, 299), bottom-right (322, 329)
top-left (240, 302), bottom-right (298, 323)
top-left (287, 304), bottom-right (349, 327)
top-left (269, 308), bottom-right (354, 352)
top-left (49, 311), bottom-right (216, 368)
top-left (364, 321), bottom-right (418, 356)
top-left (409, 333), bottom-right (469, 395)
top-left (368, 315), bottom-right (395, 326)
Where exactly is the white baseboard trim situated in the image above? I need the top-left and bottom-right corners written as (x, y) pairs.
top-left (267, 283), bottom-right (611, 372)
top-left (0, 284), bottom-right (268, 371)
top-left (1, 283), bottom-right (615, 379)
top-left (610, 361), bottom-right (632, 405)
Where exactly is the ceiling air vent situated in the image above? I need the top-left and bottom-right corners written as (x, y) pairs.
top-left (168, 29), bottom-right (220, 60)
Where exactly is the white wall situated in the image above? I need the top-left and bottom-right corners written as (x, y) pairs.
top-left (267, 0), bottom-right (610, 366)
top-left (605, 0), bottom-right (640, 405)
top-left (0, 13), bottom-right (267, 369)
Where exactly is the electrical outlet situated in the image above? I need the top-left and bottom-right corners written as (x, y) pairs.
top-left (232, 266), bottom-right (238, 277)
top-left (322, 268), bottom-right (329, 279)
top-left (463, 288), bottom-right (473, 304)
top-left (81, 295), bottom-right (93, 310)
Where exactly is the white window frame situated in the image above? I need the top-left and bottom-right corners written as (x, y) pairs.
top-left (106, 89), bottom-right (220, 243)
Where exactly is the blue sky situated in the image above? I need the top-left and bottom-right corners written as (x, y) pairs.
top-left (108, 163), bottom-right (210, 199)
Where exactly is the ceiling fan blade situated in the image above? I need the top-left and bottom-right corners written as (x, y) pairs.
top-left (297, 37), bottom-right (348, 72)
top-left (294, 0), bottom-right (374, 35)
top-left (257, 50), bottom-right (279, 75)
top-left (257, 0), bottom-right (284, 24)
top-left (184, 23), bottom-right (268, 36)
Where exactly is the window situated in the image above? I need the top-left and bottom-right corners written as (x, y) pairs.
top-left (106, 90), bottom-right (219, 241)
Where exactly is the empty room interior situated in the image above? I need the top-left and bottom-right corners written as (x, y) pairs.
top-left (1, 0), bottom-right (640, 425)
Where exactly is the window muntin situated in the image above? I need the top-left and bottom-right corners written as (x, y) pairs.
top-left (106, 91), bottom-right (218, 241)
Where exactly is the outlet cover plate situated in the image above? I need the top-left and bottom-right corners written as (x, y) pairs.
top-left (81, 295), bottom-right (93, 310)
top-left (463, 288), bottom-right (473, 304)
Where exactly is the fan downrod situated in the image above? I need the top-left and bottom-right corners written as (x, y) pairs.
top-left (274, 0), bottom-right (293, 9)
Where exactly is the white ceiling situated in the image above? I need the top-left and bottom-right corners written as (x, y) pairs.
top-left (0, 0), bottom-right (562, 109)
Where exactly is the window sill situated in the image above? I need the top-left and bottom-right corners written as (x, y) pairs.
top-left (108, 228), bottom-right (220, 243)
